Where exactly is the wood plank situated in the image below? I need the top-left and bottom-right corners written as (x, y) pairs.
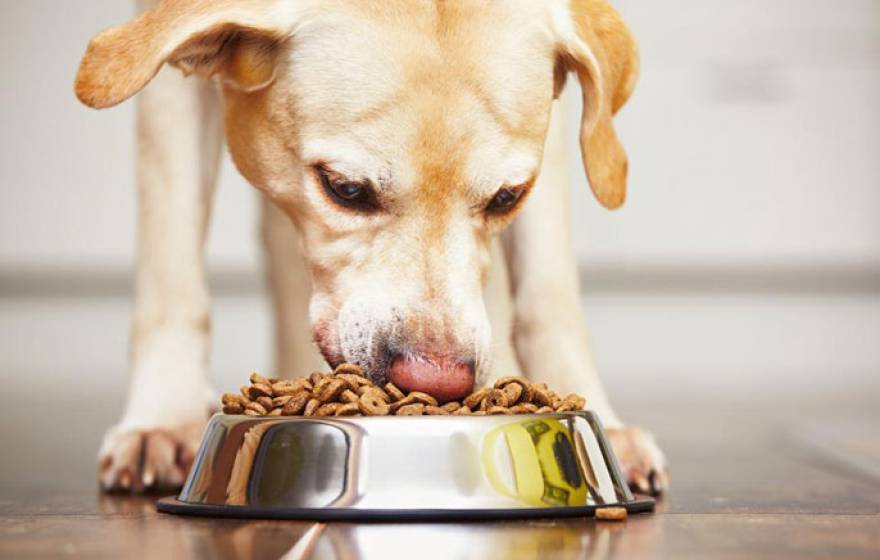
top-left (0, 514), bottom-right (877, 560)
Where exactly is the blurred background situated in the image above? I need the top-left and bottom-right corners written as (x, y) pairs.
top-left (0, 0), bottom-right (878, 482)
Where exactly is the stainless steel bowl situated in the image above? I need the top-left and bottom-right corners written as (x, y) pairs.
top-left (158, 411), bottom-right (653, 520)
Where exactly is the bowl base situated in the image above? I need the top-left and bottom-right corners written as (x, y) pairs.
top-left (156, 496), bottom-right (655, 521)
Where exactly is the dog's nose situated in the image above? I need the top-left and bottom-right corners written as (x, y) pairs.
top-left (388, 354), bottom-right (474, 403)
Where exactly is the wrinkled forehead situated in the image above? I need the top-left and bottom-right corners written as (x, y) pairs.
top-left (277, 0), bottom-right (558, 186)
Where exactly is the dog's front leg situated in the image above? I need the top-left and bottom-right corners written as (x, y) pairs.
top-left (98, 64), bottom-right (223, 492)
top-left (502, 101), bottom-right (668, 495)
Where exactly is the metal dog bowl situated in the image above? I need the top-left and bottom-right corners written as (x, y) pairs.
top-left (158, 411), bottom-right (653, 520)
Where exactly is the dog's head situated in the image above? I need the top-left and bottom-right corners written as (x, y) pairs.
top-left (76, 0), bottom-right (637, 401)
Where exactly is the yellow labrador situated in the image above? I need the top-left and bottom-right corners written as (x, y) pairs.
top-left (76, 0), bottom-right (667, 494)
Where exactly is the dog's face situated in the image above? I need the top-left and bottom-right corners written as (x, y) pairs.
top-left (76, 0), bottom-right (637, 400)
top-left (226, 2), bottom-right (556, 398)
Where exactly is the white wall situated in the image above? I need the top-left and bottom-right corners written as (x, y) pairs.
top-left (572, 0), bottom-right (880, 267)
top-left (0, 0), bottom-right (260, 271)
top-left (2, 0), bottom-right (878, 270)
top-left (0, 1), bottom-right (878, 401)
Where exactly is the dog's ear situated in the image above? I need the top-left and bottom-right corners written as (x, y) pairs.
top-left (75, 0), bottom-right (300, 109)
top-left (554, 0), bottom-right (639, 210)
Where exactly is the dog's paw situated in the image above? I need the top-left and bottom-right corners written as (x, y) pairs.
top-left (98, 420), bottom-right (205, 493)
top-left (606, 425), bottom-right (669, 496)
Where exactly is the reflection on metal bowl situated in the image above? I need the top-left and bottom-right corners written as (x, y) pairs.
top-left (158, 411), bottom-right (653, 520)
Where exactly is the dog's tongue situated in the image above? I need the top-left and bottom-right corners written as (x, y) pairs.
top-left (388, 355), bottom-right (474, 403)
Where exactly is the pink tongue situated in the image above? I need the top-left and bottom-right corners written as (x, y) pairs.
top-left (389, 355), bottom-right (474, 403)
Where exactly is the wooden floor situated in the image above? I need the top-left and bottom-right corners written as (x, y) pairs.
top-left (0, 390), bottom-right (877, 559)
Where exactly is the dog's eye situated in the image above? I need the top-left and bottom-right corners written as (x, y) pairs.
top-left (486, 186), bottom-right (525, 215)
top-left (335, 182), bottom-right (364, 200)
top-left (316, 167), bottom-right (379, 212)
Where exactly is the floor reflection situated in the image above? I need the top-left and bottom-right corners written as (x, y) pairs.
top-left (97, 492), bottom-right (163, 515)
top-left (113, 517), bottom-right (657, 560)
top-left (314, 519), bottom-right (663, 560)
top-left (96, 492), bottom-right (663, 560)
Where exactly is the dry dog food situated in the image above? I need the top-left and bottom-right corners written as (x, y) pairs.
top-left (221, 364), bottom-right (587, 417)
top-left (595, 506), bottom-right (628, 521)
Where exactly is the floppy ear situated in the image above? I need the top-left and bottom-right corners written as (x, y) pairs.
top-left (75, 0), bottom-right (300, 109)
top-left (555, 0), bottom-right (639, 209)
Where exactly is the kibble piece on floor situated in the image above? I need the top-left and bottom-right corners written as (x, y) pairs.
top-left (595, 507), bottom-right (628, 521)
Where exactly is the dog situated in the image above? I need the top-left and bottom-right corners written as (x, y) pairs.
top-left (75, 0), bottom-right (667, 495)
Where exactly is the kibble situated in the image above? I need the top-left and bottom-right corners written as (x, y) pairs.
top-left (484, 389), bottom-right (509, 409)
top-left (303, 398), bottom-right (321, 416)
top-left (358, 390), bottom-right (390, 416)
top-left (221, 365), bottom-right (588, 417)
top-left (595, 507), bottom-right (628, 521)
